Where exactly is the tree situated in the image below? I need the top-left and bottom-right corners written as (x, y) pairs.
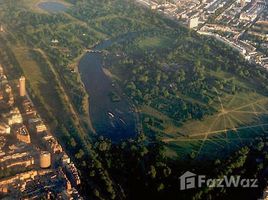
top-left (163, 167), bottom-right (171, 177)
top-left (98, 140), bottom-right (110, 152)
top-left (75, 149), bottom-right (84, 159)
top-left (70, 138), bottom-right (77, 148)
top-left (157, 183), bottom-right (165, 191)
top-left (93, 189), bottom-right (100, 198)
top-left (148, 165), bottom-right (157, 179)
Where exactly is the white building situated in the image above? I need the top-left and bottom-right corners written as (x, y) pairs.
top-left (0, 123), bottom-right (10, 134)
top-left (188, 17), bottom-right (199, 29)
top-left (2, 107), bottom-right (23, 126)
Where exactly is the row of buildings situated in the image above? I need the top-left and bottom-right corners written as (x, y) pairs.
top-left (137, 0), bottom-right (268, 70)
top-left (0, 63), bottom-right (82, 199)
top-left (200, 0), bottom-right (268, 68)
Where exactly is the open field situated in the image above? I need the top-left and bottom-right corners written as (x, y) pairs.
top-left (11, 46), bottom-right (65, 122)
top-left (173, 93), bottom-right (268, 137)
top-left (137, 36), bottom-right (173, 50)
top-left (142, 91), bottom-right (268, 159)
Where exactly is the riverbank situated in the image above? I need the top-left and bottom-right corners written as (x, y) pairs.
top-left (79, 48), bottom-right (137, 141)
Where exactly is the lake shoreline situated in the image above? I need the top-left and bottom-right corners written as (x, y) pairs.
top-left (78, 38), bottom-right (138, 142)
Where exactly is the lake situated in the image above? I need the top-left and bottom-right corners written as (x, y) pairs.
top-left (79, 37), bottom-right (138, 142)
top-left (38, 1), bottom-right (67, 13)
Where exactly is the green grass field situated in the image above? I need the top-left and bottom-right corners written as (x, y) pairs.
top-left (11, 46), bottom-right (66, 126)
top-left (12, 47), bottom-right (46, 90)
top-left (137, 36), bottom-right (173, 50)
top-left (142, 91), bottom-right (268, 159)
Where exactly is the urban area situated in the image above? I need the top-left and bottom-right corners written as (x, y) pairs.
top-left (136, 0), bottom-right (268, 69)
top-left (0, 62), bottom-right (82, 199)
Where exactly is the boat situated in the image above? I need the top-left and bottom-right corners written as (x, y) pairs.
top-left (108, 112), bottom-right (115, 118)
top-left (119, 118), bottom-right (126, 125)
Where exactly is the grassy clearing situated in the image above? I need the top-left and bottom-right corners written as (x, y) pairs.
top-left (137, 36), bottom-right (172, 50)
top-left (11, 46), bottom-right (66, 123)
top-left (12, 47), bottom-right (46, 90)
top-left (181, 93), bottom-right (268, 136)
top-left (142, 90), bottom-right (268, 159)
top-left (167, 124), bottom-right (268, 160)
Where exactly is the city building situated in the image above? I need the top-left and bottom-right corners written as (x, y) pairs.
top-left (40, 151), bottom-right (51, 169)
top-left (42, 134), bottom-right (63, 154)
top-left (28, 118), bottom-right (47, 133)
top-left (21, 99), bottom-right (36, 116)
top-left (2, 107), bottom-right (23, 126)
top-left (19, 76), bottom-right (26, 97)
top-left (16, 125), bottom-right (31, 144)
top-left (240, 0), bottom-right (246, 7)
top-left (0, 122), bottom-right (10, 134)
top-left (0, 155), bottom-right (34, 170)
top-left (61, 153), bottom-right (71, 165)
top-left (188, 17), bottom-right (199, 29)
top-left (64, 162), bottom-right (81, 186)
top-left (35, 122), bottom-right (47, 133)
top-left (0, 64), bottom-right (82, 199)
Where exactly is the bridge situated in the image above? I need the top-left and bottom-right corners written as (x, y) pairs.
top-left (85, 49), bottom-right (103, 53)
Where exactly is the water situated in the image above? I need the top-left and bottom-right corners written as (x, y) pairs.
top-left (79, 36), bottom-right (138, 142)
top-left (38, 2), bottom-right (67, 13)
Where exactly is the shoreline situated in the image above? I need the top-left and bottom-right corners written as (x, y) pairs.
top-left (71, 51), bottom-right (96, 134)
top-left (32, 0), bottom-right (73, 13)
